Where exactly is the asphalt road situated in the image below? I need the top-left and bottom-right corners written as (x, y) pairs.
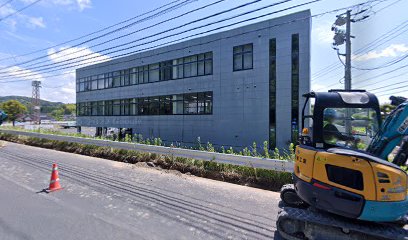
top-left (0, 141), bottom-right (283, 240)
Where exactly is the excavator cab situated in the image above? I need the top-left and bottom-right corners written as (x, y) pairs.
top-left (278, 90), bottom-right (408, 240)
top-left (300, 90), bottom-right (382, 151)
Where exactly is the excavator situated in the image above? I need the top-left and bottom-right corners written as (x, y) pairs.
top-left (277, 90), bottom-right (408, 240)
top-left (0, 110), bottom-right (7, 125)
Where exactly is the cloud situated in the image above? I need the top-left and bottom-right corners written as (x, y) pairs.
top-left (27, 16), bottom-right (46, 28)
top-left (42, 71), bottom-right (76, 102)
top-left (0, 2), bottom-right (46, 29)
top-left (76, 0), bottom-right (91, 11)
top-left (47, 46), bottom-right (111, 67)
top-left (353, 44), bottom-right (408, 62)
top-left (312, 22), bottom-right (334, 45)
top-left (49, 0), bottom-right (91, 11)
top-left (3, 65), bottom-right (44, 81)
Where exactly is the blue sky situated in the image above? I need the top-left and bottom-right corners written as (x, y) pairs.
top-left (0, 0), bottom-right (406, 103)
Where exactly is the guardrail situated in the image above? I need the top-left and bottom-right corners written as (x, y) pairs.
top-left (0, 129), bottom-right (294, 173)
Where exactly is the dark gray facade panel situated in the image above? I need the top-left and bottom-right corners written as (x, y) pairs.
top-left (76, 10), bottom-right (311, 149)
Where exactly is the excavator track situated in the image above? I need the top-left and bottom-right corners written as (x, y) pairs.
top-left (277, 207), bottom-right (408, 240)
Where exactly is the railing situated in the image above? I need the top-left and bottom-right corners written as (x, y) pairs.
top-left (0, 129), bottom-right (294, 173)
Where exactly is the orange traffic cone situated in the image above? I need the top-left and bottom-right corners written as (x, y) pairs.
top-left (47, 163), bottom-right (63, 192)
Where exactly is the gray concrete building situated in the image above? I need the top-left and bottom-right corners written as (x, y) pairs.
top-left (76, 10), bottom-right (311, 149)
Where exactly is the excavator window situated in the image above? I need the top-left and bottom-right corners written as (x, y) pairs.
top-left (323, 107), bottom-right (379, 150)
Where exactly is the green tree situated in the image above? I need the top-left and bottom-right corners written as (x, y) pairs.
top-left (50, 108), bottom-right (64, 121)
top-left (380, 103), bottom-right (396, 119)
top-left (62, 104), bottom-right (76, 115)
top-left (0, 100), bottom-right (27, 126)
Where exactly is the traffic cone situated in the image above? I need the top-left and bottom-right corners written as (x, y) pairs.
top-left (47, 163), bottom-right (63, 192)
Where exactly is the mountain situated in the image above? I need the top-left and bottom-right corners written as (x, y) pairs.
top-left (0, 96), bottom-right (65, 113)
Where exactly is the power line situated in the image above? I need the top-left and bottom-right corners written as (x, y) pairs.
top-left (351, 53), bottom-right (408, 70)
top-left (311, 0), bottom-right (397, 80)
top-left (373, 84), bottom-right (408, 96)
top-left (312, 9), bottom-right (408, 81)
top-left (0, 0), bottom-right (14, 9)
top-left (352, 63), bottom-right (408, 88)
top-left (366, 71), bottom-right (408, 91)
top-left (3, 0), bottom-right (235, 72)
top-left (0, 0), bottom-right (297, 77)
top-left (0, 0), bottom-right (42, 23)
top-left (0, 0), bottom-right (378, 82)
top-left (0, 0), bottom-right (188, 62)
top-left (0, 0), bottom-right (200, 70)
top-left (377, 87), bottom-right (408, 97)
top-left (0, 0), bottom-right (379, 82)
top-left (312, 18), bottom-right (408, 85)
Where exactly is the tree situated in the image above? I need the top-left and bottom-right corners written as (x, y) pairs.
top-left (0, 100), bottom-right (27, 126)
top-left (380, 103), bottom-right (396, 119)
top-left (50, 108), bottom-right (64, 121)
top-left (62, 104), bottom-right (76, 115)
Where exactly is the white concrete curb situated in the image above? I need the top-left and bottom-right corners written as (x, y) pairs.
top-left (0, 129), bottom-right (294, 173)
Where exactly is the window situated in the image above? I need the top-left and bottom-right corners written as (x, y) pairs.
top-left (269, 38), bottom-right (277, 149)
top-left (130, 98), bottom-right (138, 115)
top-left (91, 102), bottom-right (98, 116)
top-left (113, 71), bottom-right (121, 87)
top-left (184, 55), bottom-right (197, 78)
top-left (123, 70), bottom-right (130, 86)
top-left (160, 95), bottom-right (172, 115)
top-left (160, 61), bottom-right (173, 81)
top-left (76, 52), bottom-right (213, 93)
top-left (77, 92), bottom-right (213, 117)
top-left (113, 100), bottom-right (121, 115)
top-left (139, 98), bottom-right (149, 115)
top-left (143, 65), bottom-right (149, 84)
top-left (105, 73), bottom-right (113, 88)
top-left (105, 101), bottom-right (113, 116)
top-left (79, 78), bottom-right (85, 92)
top-left (148, 64), bottom-right (160, 82)
top-left (84, 77), bottom-right (91, 91)
top-left (173, 58), bottom-right (183, 79)
top-left (204, 92), bottom-right (213, 114)
top-left (184, 93), bottom-right (198, 114)
top-left (130, 68), bottom-right (138, 85)
top-left (97, 101), bottom-right (104, 116)
top-left (172, 94), bottom-right (184, 114)
top-left (149, 97), bottom-right (160, 115)
top-left (97, 74), bottom-right (105, 90)
top-left (204, 52), bottom-right (213, 75)
top-left (121, 99), bottom-right (130, 116)
top-left (233, 44), bottom-right (253, 71)
top-left (323, 107), bottom-right (379, 150)
top-left (291, 34), bottom-right (300, 143)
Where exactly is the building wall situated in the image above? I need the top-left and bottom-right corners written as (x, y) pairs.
top-left (76, 10), bottom-right (311, 149)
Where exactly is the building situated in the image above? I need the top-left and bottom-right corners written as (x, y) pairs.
top-left (76, 10), bottom-right (311, 149)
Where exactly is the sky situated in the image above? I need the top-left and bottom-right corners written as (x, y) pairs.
top-left (0, 0), bottom-right (406, 103)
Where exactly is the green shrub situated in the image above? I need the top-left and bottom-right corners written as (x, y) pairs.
top-left (0, 132), bottom-right (292, 191)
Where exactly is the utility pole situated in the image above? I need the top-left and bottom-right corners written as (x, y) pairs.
top-left (332, 9), bottom-right (368, 90)
top-left (332, 9), bottom-right (368, 136)
top-left (32, 80), bottom-right (41, 124)
top-left (344, 10), bottom-right (352, 90)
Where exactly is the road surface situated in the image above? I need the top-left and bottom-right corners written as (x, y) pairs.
top-left (0, 141), bottom-right (283, 240)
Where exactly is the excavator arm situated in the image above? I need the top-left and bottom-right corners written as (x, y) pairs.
top-left (0, 110), bottom-right (7, 126)
top-left (367, 96), bottom-right (408, 166)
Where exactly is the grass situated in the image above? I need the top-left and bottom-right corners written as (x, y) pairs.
top-left (0, 126), bottom-right (296, 161)
top-left (0, 133), bottom-right (293, 191)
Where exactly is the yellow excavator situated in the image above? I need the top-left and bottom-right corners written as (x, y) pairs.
top-left (277, 90), bottom-right (408, 240)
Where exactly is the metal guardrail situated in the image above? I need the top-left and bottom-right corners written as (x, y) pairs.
top-left (0, 129), bottom-right (294, 172)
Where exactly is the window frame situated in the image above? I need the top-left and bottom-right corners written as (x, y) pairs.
top-left (233, 43), bottom-right (253, 71)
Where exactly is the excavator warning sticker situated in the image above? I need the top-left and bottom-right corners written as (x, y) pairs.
top-left (398, 117), bottom-right (408, 134)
